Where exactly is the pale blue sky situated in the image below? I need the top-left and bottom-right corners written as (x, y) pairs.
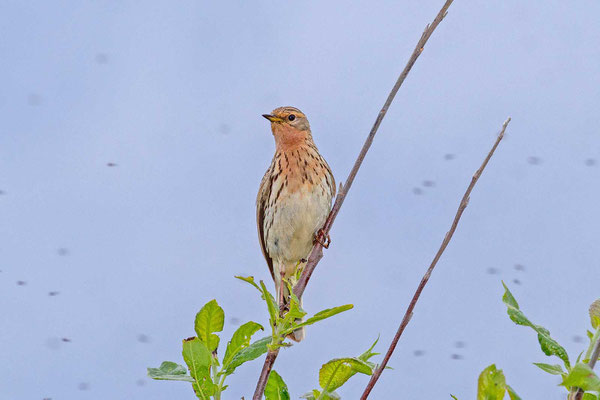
top-left (1, 1), bottom-right (599, 399)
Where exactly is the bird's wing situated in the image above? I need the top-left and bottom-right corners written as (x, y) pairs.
top-left (256, 166), bottom-right (275, 281)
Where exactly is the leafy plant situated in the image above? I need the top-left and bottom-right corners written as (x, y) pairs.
top-left (148, 278), bottom-right (356, 399)
top-left (148, 299), bottom-right (267, 399)
top-left (501, 283), bottom-right (600, 398)
top-left (300, 338), bottom-right (380, 400)
top-left (451, 364), bottom-right (520, 400)
top-left (235, 276), bottom-right (353, 351)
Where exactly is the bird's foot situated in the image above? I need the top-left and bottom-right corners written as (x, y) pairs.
top-left (315, 228), bottom-right (331, 249)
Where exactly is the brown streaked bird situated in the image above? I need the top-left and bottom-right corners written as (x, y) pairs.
top-left (256, 106), bottom-right (336, 341)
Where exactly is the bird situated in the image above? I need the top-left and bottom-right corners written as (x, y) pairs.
top-left (256, 106), bottom-right (336, 341)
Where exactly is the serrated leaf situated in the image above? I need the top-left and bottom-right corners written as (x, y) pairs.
top-left (590, 299), bottom-right (600, 329)
top-left (264, 370), bottom-right (290, 400)
top-left (222, 321), bottom-right (263, 369)
top-left (182, 337), bottom-right (215, 398)
top-left (319, 357), bottom-right (372, 392)
top-left (194, 300), bottom-right (224, 352)
top-left (147, 361), bottom-right (194, 382)
top-left (477, 364), bottom-right (506, 400)
top-left (502, 282), bottom-right (570, 368)
top-left (281, 304), bottom-right (353, 335)
top-left (561, 362), bottom-right (600, 392)
top-left (235, 275), bottom-right (261, 291)
top-left (224, 335), bottom-right (270, 375)
top-left (533, 363), bottom-right (564, 375)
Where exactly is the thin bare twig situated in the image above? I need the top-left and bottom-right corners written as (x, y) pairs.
top-left (252, 1), bottom-right (455, 398)
top-left (294, 0), bottom-right (455, 300)
top-left (360, 117), bottom-right (511, 399)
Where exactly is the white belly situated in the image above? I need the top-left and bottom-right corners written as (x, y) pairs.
top-left (266, 180), bottom-right (331, 264)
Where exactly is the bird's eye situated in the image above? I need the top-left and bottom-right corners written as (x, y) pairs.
top-left (288, 114), bottom-right (296, 121)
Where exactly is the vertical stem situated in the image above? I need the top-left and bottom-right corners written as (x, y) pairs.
top-left (252, 349), bottom-right (279, 400)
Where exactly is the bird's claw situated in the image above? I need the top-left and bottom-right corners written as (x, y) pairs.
top-left (315, 229), bottom-right (331, 249)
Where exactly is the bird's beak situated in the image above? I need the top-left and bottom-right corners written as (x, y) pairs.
top-left (262, 114), bottom-right (283, 123)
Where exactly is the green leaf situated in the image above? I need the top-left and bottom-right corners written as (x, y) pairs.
top-left (282, 304), bottom-right (353, 335)
top-left (590, 299), bottom-right (600, 329)
top-left (358, 336), bottom-right (380, 363)
top-left (533, 363), bottom-right (564, 375)
top-left (502, 282), bottom-right (570, 368)
top-left (319, 358), bottom-right (373, 392)
top-left (222, 321), bottom-right (264, 369)
top-left (264, 370), bottom-right (290, 400)
top-left (505, 385), bottom-right (521, 400)
top-left (583, 393), bottom-right (599, 400)
top-left (235, 275), bottom-right (261, 291)
top-left (182, 337), bottom-right (215, 398)
top-left (260, 280), bottom-right (279, 326)
top-left (451, 396), bottom-right (459, 400)
top-left (561, 362), bottom-right (600, 392)
top-left (477, 364), bottom-right (506, 400)
top-left (224, 336), bottom-right (270, 375)
top-left (194, 299), bottom-right (225, 352)
top-left (147, 361), bottom-right (194, 382)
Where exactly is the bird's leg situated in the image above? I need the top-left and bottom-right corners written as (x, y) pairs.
top-left (279, 276), bottom-right (285, 308)
top-left (314, 228), bottom-right (331, 249)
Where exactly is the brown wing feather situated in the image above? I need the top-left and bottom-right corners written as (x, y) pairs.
top-left (256, 166), bottom-right (275, 281)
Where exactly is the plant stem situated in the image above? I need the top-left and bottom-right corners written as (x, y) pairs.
top-left (584, 327), bottom-right (600, 363)
top-left (212, 363), bottom-right (221, 400)
top-left (568, 328), bottom-right (600, 399)
top-left (360, 117), bottom-right (511, 399)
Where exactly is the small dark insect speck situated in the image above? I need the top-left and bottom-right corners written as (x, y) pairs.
top-left (413, 350), bottom-right (425, 357)
top-left (95, 53), bottom-right (109, 64)
top-left (572, 335), bottom-right (584, 343)
top-left (57, 248), bottom-right (69, 256)
top-left (412, 187), bottom-right (423, 195)
top-left (512, 279), bottom-right (521, 285)
top-left (514, 264), bottom-right (525, 271)
top-left (422, 180), bottom-right (435, 187)
top-left (48, 291), bottom-right (60, 296)
top-left (17, 280), bottom-right (27, 286)
top-left (27, 93), bottom-right (43, 106)
top-left (78, 382), bottom-right (90, 391)
top-left (585, 158), bottom-right (597, 167)
top-left (219, 123), bottom-right (231, 135)
top-left (0, 190), bottom-right (5, 195)
top-left (106, 162), bottom-right (117, 167)
top-left (62, 338), bottom-right (71, 343)
top-left (444, 153), bottom-right (455, 161)
top-left (450, 354), bottom-right (463, 360)
top-left (486, 267), bottom-right (499, 275)
top-left (527, 156), bottom-right (541, 165)
top-left (137, 334), bottom-right (150, 343)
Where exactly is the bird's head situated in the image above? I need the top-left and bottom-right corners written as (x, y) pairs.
top-left (263, 106), bottom-right (312, 149)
